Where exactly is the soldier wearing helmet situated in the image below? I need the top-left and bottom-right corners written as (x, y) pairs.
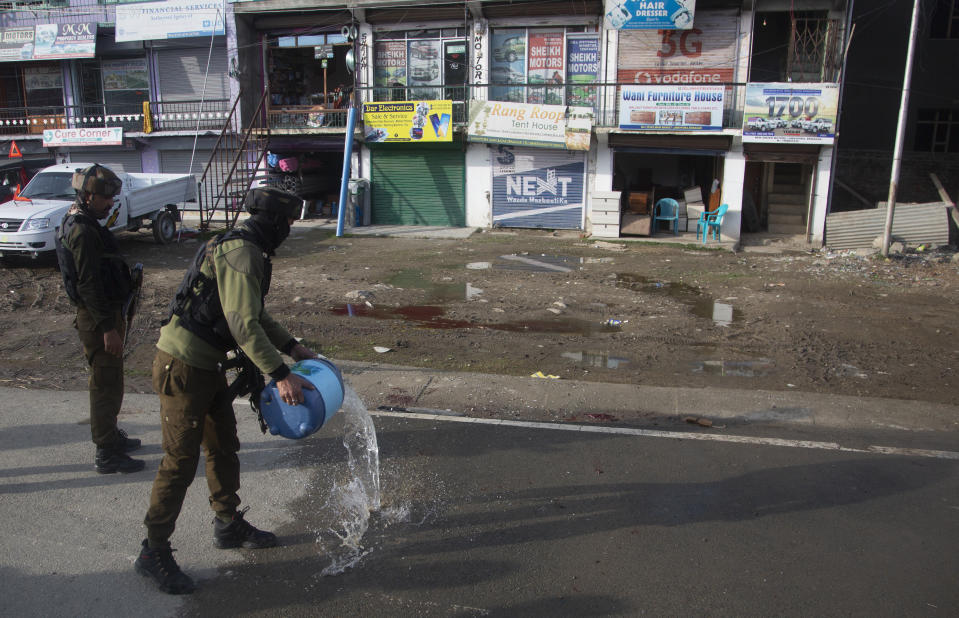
top-left (55, 164), bottom-right (144, 475)
top-left (135, 187), bottom-right (318, 595)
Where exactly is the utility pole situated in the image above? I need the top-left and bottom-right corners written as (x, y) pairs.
top-left (881, 0), bottom-right (921, 257)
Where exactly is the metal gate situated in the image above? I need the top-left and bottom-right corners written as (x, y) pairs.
top-left (66, 149), bottom-right (142, 172)
top-left (370, 144), bottom-right (465, 226)
top-left (491, 146), bottom-right (585, 229)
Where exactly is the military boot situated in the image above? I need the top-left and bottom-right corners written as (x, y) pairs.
top-left (213, 507), bottom-right (278, 549)
top-left (116, 428), bottom-right (142, 452)
top-left (134, 539), bottom-right (195, 595)
top-left (95, 446), bottom-right (145, 474)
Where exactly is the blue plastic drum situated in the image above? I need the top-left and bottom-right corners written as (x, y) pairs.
top-left (259, 358), bottom-right (345, 439)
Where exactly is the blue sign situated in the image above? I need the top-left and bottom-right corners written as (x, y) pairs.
top-left (604, 0), bottom-right (696, 30)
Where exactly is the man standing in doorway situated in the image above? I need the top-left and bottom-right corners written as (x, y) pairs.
top-left (56, 164), bottom-right (144, 474)
top-left (134, 187), bottom-right (317, 595)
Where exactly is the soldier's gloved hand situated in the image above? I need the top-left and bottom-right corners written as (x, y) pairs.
top-left (103, 329), bottom-right (123, 357)
top-left (276, 372), bottom-right (315, 406)
top-left (290, 343), bottom-right (319, 362)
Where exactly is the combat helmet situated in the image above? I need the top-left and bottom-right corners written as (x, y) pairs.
top-left (72, 164), bottom-right (122, 198)
top-left (243, 187), bottom-right (301, 221)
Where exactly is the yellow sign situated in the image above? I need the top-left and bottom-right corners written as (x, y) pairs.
top-left (362, 100), bottom-right (453, 143)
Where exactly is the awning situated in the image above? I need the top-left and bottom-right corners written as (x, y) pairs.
top-left (743, 143), bottom-right (821, 164)
top-left (609, 132), bottom-right (732, 156)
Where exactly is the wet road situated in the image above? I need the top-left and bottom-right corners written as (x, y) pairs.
top-left (191, 413), bottom-right (959, 617)
top-left (1, 387), bottom-right (956, 617)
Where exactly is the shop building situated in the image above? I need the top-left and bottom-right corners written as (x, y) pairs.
top-left (219, 1), bottom-right (852, 243)
top-left (0, 0), bottom-right (232, 180)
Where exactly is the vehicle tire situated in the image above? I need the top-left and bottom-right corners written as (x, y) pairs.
top-left (153, 208), bottom-right (177, 244)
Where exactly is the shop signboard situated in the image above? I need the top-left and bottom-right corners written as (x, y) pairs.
top-left (527, 30), bottom-right (564, 105)
top-left (490, 29), bottom-right (527, 104)
top-left (115, 0), bottom-right (225, 42)
top-left (0, 23), bottom-right (97, 62)
top-left (617, 9), bottom-right (737, 85)
top-left (566, 37), bottom-right (600, 108)
top-left (619, 84), bottom-right (723, 130)
top-left (467, 100), bottom-right (593, 151)
top-left (742, 82), bottom-right (839, 144)
top-left (42, 127), bottom-right (123, 148)
top-left (374, 41), bottom-right (407, 89)
top-left (363, 100), bottom-right (453, 143)
top-left (24, 65), bottom-right (62, 91)
top-left (102, 59), bottom-right (149, 91)
top-left (491, 146), bottom-right (585, 229)
top-left (604, 0), bottom-right (696, 30)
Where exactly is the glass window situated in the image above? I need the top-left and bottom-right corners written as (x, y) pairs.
top-left (372, 30), bottom-right (467, 102)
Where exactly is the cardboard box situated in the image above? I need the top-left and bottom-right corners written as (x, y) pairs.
top-left (627, 191), bottom-right (651, 214)
top-left (683, 186), bottom-right (703, 204)
top-left (620, 213), bottom-right (652, 236)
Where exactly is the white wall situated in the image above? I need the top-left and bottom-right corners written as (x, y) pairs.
top-left (465, 143), bottom-right (493, 227)
top-left (721, 141), bottom-right (746, 244)
top-left (810, 145), bottom-right (832, 245)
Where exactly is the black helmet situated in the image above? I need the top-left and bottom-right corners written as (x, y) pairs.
top-left (243, 187), bottom-right (301, 220)
top-left (72, 164), bottom-right (122, 198)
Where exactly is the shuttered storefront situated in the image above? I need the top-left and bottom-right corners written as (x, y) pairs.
top-left (370, 144), bottom-right (465, 226)
top-left (67, 149), bottom-right (142, 172)
top-left (491, 146), bottom-right (586, 229)
top-left (155, 46), bottom-right (229, 101)
top-left (160, 149), bottom-right (214, 175)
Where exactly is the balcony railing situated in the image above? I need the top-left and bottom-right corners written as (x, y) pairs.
top-left (0, 99), bottom-right (232, 136)
top-left (353, 82), bottom-right (753, 131)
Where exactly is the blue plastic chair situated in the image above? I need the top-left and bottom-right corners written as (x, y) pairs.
top-left (653, 198), bottom-right (680, 235)
top-left (697, 203), bottom-right (728, 243)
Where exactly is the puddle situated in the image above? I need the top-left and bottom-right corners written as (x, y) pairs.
top-left (690, 300), bottom-right (741, 326)
top-left (691, 359), bottom-right (775, 377)
top-left (561, 350), bottom-right (631, 369)
top-left (494, 254), bottom-right (581, 273)
top-left (332, 303), bottom-right (618, 335)
top-left (615, 273), bottom-right (742, 326)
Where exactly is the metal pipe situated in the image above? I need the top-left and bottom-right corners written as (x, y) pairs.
top-left (881, 0), bottom-right (921, 257)
top-left (336, 106), bottom-right (357, 237)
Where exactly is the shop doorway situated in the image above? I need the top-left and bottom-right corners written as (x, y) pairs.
top-left (260, 146), bottom-right (344, 217)
top-left (267, 44), bottom-right (352, 108)
top-left (612, 150), bottom-right (721, 233)
top-left (742, 161), bottom-right (812, 236)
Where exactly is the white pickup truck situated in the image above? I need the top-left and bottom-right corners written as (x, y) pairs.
top-left (0, 163), bottom-right (197, 259)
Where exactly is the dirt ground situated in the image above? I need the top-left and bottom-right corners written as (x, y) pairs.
top-left (1, 225), bottom-right (957, 409)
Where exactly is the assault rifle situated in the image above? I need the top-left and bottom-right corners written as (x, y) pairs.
top-left (223, 349), bottom-right (268, 433)
top-left (121, 262), bottom-right (143, 351)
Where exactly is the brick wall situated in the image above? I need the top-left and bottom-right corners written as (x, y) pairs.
top-left (833, 150), bottom-right (959, 212)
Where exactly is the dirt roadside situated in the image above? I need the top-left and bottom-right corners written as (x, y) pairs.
top-left (1, 225), bottom-right (957, 416)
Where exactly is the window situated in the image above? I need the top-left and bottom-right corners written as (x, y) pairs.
top-left (489, 28), bottom-right (600, 109)
top-left (930, 0), bottom-right (959, 38)
top-left (914, 109), bottom-right (959, 152)
top-left (0, 0), bottom-right (66, 9)
top-left (373, 29), bottom-right (467, 101)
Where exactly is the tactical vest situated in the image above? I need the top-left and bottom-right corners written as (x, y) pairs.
top-left (55, 210), bottom-right (133, 306)
top-left (163, 227), bottom-right (272, 353)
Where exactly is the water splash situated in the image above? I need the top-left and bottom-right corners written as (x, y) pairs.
top-left (320, 385), bottom-right (382, 576)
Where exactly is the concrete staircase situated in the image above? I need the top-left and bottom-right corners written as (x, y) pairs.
top-left (767, 165), bottom-right (808, 235)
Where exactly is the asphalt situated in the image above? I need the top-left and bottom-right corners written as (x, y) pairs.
top-left (1, 362), bottom-right (957, 616)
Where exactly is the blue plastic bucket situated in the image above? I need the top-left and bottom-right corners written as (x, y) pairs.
top-left (259, 358), bottom-right (345, 439)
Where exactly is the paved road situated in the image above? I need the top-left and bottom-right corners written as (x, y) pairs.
top-left (1, 376), bottom-right (957, 617)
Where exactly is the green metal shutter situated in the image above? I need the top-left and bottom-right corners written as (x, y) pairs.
top-left (370, 144), bottom-right (465, 226)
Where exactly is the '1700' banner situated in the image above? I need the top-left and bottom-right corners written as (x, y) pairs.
top-left (742, 83), bottom-right (838, 144)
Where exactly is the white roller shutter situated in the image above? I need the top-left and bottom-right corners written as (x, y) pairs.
top-left (156, 47), bottom-right (229, 102)
top-left (67, 149), bottom-right (143, 173)
top-left (160, 149), bottom-right (213, 175)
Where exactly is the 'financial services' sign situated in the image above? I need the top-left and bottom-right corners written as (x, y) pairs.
top-left (116, 0), bottom-right (226, 42)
